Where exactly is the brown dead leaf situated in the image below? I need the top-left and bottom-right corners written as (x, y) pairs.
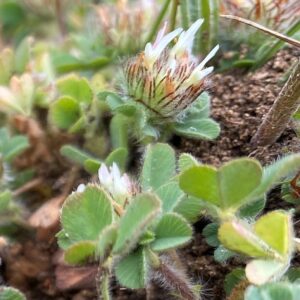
top-left (29, 195), bottom-right (65, 229)
top-left (55, 265), bottom-right (98, 291)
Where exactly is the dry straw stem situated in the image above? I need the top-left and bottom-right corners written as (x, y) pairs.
top-left (252, 59), bottom-right (300, 146)
top-left (220, 15), bottom-right (300, 48)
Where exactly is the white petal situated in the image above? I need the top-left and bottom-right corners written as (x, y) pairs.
top-left (144, 27), bottom-right (182, 67)
top-left (155, 27), bottom-right (182, 55)
top-left (193, 66), bottom-right (214, 81)
top-left (76, 183), bottom-right (86, 193)
top-left (153, 22), bottom-right (168, 47)
top-left (114, 177), bottom-right (128, 197)
top-left (121, 174), bottom-right (132, 191)
top-left (171, 19), bottom-right (203, 56)
top-left (98, 164), bottom-right (111, 185)
top-left (111, 162), bottom-right (121, 181)
top-left (144, 42), bottom-right (153, 59)
top-left (197, 45), bottom-right (219, 70)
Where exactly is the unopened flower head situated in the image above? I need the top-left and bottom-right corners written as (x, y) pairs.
top-left (94, 0), bottom-right (157, 54)
top-left (122, 20), bottom-right (219, 119)
top-left (98, 163), bottom-right (133, 204)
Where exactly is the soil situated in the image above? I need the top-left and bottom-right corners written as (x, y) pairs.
top-left (1, 47), bottom-right (300, 300)
top-left (181, 47), bottom-right (300, 165)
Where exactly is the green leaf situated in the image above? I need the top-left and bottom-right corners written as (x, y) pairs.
top-left (155, 181), bottom-right (184, 213)
top-left (286, 268), bottom-right (300, 283)
top-left (15, 36), bottom-right (32, 73)
top-left (203, 223), bottom-right (219, 247)
top-left (64, 241), bottom-right (96, 265)
top-left (50, 96), bottom-right (81, 130)
top-left (113, 193), bottom-right (161, 256)
top-left (0, 136), bottom-right (29, 163)
top-left (219, 211), bottom-right (293, 261)
top-left (96, 224), bottom-right (118, 260)
top-left (0, 190), bottom-right (12, 212)
top-left (224, 268), bottom-right (246, 296)
top-left (60, 145), bottom-right (93, 165)
top-left (106, 94), bottom-right (124, 110)
top-left (141, 143), bottom-right (176, 191)
top-left (109, 114), bottom-right (129, 149)
top-left (179, 165), bottom-right (219, 206)
top-left (186, 92), bottom-right (211, 119)
top-left (174, 118), bottom-right (220, 140)
top-left (151, 213), bottom-right (192, 251)
top-left (174, 195), bottom-right (205, 223)
top-left (178, 153), bottom-right (199, 172)
top-left (105, 147), bottom-right (128, 171)
top-left (0, 128), bottom-right (29, 162)
top-left (254, 210), bottom-right (292, 257)
top-left (53, 53), bottom-right (111, 73)
top-left (245, 283), bottom-right (299, 300)
top-left (239, 197), bottom-right (266, 219)
top-left (219, 159), bottom-right (262, 208)
top-left (0, 48), bottom-right (14, 84)
top-left (139, 230), bottom-right (155, 245)
top-left (218, 220), bottom-right (273, 259)
top-left (56, 229), bottom-right (73, 250)
top-left (0, 287), bottom-right (26, 300)
top-left (57, 74), bottom-right (92, 104)
top-left (61, 185), bottom-right (113, 243)
top-left (115, 247), bottom-right (147, 289)
top-left (245, 260), bottom-right (287, 285)
top-left (253, 20), bottom-right (300, 69)
top-left (233, 59), bottom-right (255, 68)
top-left (115, 103), bottom-right (137, 117)
top-left (249, 154), bottom-right (300, 201)
top-left (179, 158), bottom-right (263, 211)
top-left (84, 158), bottom-right (102, 174)
top-left (214, 245), bottom-right (235, 263)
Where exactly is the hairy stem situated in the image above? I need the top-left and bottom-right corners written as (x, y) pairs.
top-left (145, 0), bottom-right (172, 45)
top-left (148, 251), bottom-right (198, 300)
top-left (96, 260), bottom-right (111, 300)
top-left (252, 59), bottom-right (300, 146)
top-left (155, 260), bottom-right (198, 300)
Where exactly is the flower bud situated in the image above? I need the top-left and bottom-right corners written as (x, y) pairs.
top-left (98, 163), bottom-right (133, 204)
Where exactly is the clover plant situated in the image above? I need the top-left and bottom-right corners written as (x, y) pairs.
top-left (0, 39), bottom-right (55, 117)
top-left (49, 74), bottom-right (129, 167)
top-left (49, 74), bottom-right (94, 133)
top-left (58, 143), bottom-right (202, 300)
top-left (105, 20), bottom-right (220, 144)
top-left (179, 154), bottom-right (300, 286)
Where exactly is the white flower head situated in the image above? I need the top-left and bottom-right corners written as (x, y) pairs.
top-left (124, 19), bottom-right (219, 119)
top-left (98, 163), bottom-right (132, 203)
